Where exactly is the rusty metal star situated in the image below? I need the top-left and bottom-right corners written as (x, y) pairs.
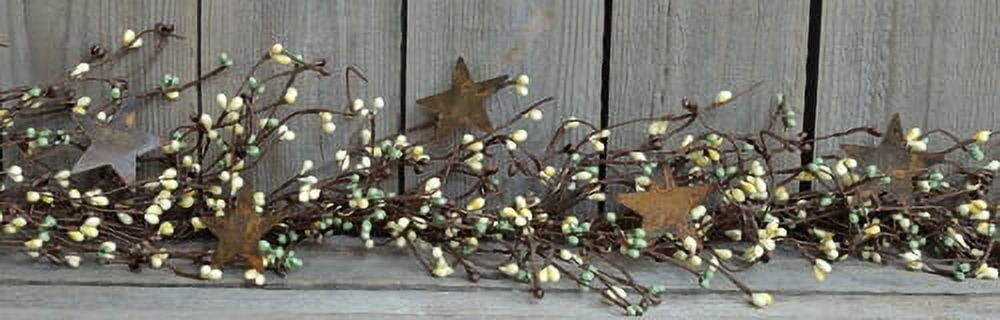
top-left (618, 168), bottom-right (715, 242)
top-left (840, 113), bottom-right (945, 204)
top-left (201, 184), bottom-right (286, 273)
top-left (72, 96), bottom-right (163, 185)
top-left (416, 57), bottom-right (511, 143)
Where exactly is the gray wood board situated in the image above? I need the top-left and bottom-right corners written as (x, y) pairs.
top-left (404, 0), bottom-right (605, 211)
top-left (200, 0), bottom-right (402, 191)
top-left (1, 237), bottom-right (998, 319)
top-left (1, 0), bottom-right (198, 180)
top-left (605, 0), bottom-right (810, 211)
top-left (1, 285), bottom-right (997, 319)
top-left (1, 237), bottom-right (997, 295)
top-left (814, 0), bottom-right (1000, 156)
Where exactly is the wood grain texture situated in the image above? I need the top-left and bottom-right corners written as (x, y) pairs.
top-left (2, 238), bottom-right (999, 319)
top-left (608, 0), bottom-right (809, 139)
top-left (200, 0), bottom-right (402, 191)
top-left (1, 0), bottom-right (198, 179)
top-left (606, 0), bottom-right (810, 211)
top-left (814, 0), bottom-right (1000, 155)
top-left (404, 0), bottom-right (605, 207)
top-left (2, 285), bottom-right (997, 320)
top-left (2, 237), bottom-right (997, 295)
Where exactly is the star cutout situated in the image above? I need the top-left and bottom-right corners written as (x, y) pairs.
top-left (840, 113), bottom-right (945, 204)
top-left (416, 57), bottom-right (510, 143)
top-left (72, 96), bottom-right (163, 185)
top-left (201, 184), bottom-right (286, 273)
top-left (618, 168), bottom-right (714, 242)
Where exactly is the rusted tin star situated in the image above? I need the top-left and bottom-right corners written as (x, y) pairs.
top-left (416, 57), bottom-right (511, 143)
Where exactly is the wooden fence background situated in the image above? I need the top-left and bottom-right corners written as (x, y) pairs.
top-left (2, 0), bottom-right (998, 191)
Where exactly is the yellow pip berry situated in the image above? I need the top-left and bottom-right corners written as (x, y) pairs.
top-left (713, 90), bottom-right (733, 105)
top-left (68, 230), bottom-right (86, 242)
top-left (65, 255), bottom-right (82, 268)
top-left (515, 74), bottom-right (530, 86)
top-left (283, 87), bottom-right (298, 104)
top-left (271, 53), bottom-right (292, 65)
top-left (25, 191), bottom-right (40, 203)
top-left (83, 216), bottom-right (101, 227)
top-left (270, 43), bottom-right (284, 55)
top-left (121, 29), bottom-right (137, 46)
top-left (974, 130), bottom-right (991, 144)
top-left (905, 127), bottom-right (922, 141)
top-left (864, 224), bottom-right (881, 236)
top-left (70, 63), bottom-right (90, 78)
top-left (466, 197), bottom-right (486, 211)
top-left (515, 85), bottom-right (529, 97)
top-left (191, 217), bottom-right (206, 230)
top-left (24, 238), bottom-right (43, 250)
top-left (158, 222), bottom-right (175, 236)
top-left (750, 292), bottom-right (774, 308)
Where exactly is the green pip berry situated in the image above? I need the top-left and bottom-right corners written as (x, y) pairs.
top-left (219, 52), bottom-right (234, 67)
top-left (248, 77), bottom-right (260, 90)
top-left (566, 235), bottom-right (579, 246)
top-left (958, 263), bottom-right (971, 273)
top-left (848, 212), bottom-right (860, 224)
top-left (698, 270), bottom-right (715, 288)
top-left (953, 271), bottom-right (966, 281)
top-left (714, 167), bottom-right (726, 178)
top-left (865, 165), bottom-right (879, 178)
top-left (161, 74), bottom-right (180, 87)
top-left (631, 228), bottom-right (646, 239)
top-left (966, 144), bottom-right (985, 161)
top-left (650, 285), bottom-right (666, 295)
top-left (773, 93), bottom-right (785, 107)
top-left (784, 117), bottom-right (798, 129)
top-left (246, 145), bottom-right (261, 157)
top-left (605, 212), bottom-right (617, 224)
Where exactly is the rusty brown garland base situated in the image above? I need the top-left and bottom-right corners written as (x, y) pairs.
top-left (0, 24), bottom-right (997, 315)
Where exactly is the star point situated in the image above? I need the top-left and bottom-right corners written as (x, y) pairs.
top-left (416, 57), bottom-right (511, 143)
top-left (840, 113), bottom-right (944, 204)
top-left (71, 97), bottom-right (163, 185)
top-left (201, 185), bottom-right (286, 273)
top-left (618, 169), bottom-right (714, 242)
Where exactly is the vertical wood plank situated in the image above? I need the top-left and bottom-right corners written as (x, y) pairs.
top-left (609, 0), bottom-right (809, 143)
top-left (405, 0), bottom-right (605, 205)
top-left (200, 0), bottom-right (402, 191)
top-left (607, 0), bottom-right (810, 210)
top-left (814, 0), bottom-right (1000, 154)
top-left (0, 0), bottom-right (198, 179)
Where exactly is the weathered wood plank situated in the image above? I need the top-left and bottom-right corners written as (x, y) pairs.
top-left (1, 237), bottom-right (997, 296)
top-left (404, 0), bottom-right (605, 206)
top-left (608, 0), bottom-right (809, 144)
top-left (814, 0), bottom-right (1000, 154)
top-left (0, 0), bottom-right (198, 179)
top-left (1, 285), bottom-right (997, 319)
top-left (606, 0), bottom-right (810, 212)
top-left (200, 0), bottom-right (402, 191)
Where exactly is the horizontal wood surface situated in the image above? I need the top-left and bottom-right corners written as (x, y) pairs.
top-left (0, 237), bottom-right (998, 319)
